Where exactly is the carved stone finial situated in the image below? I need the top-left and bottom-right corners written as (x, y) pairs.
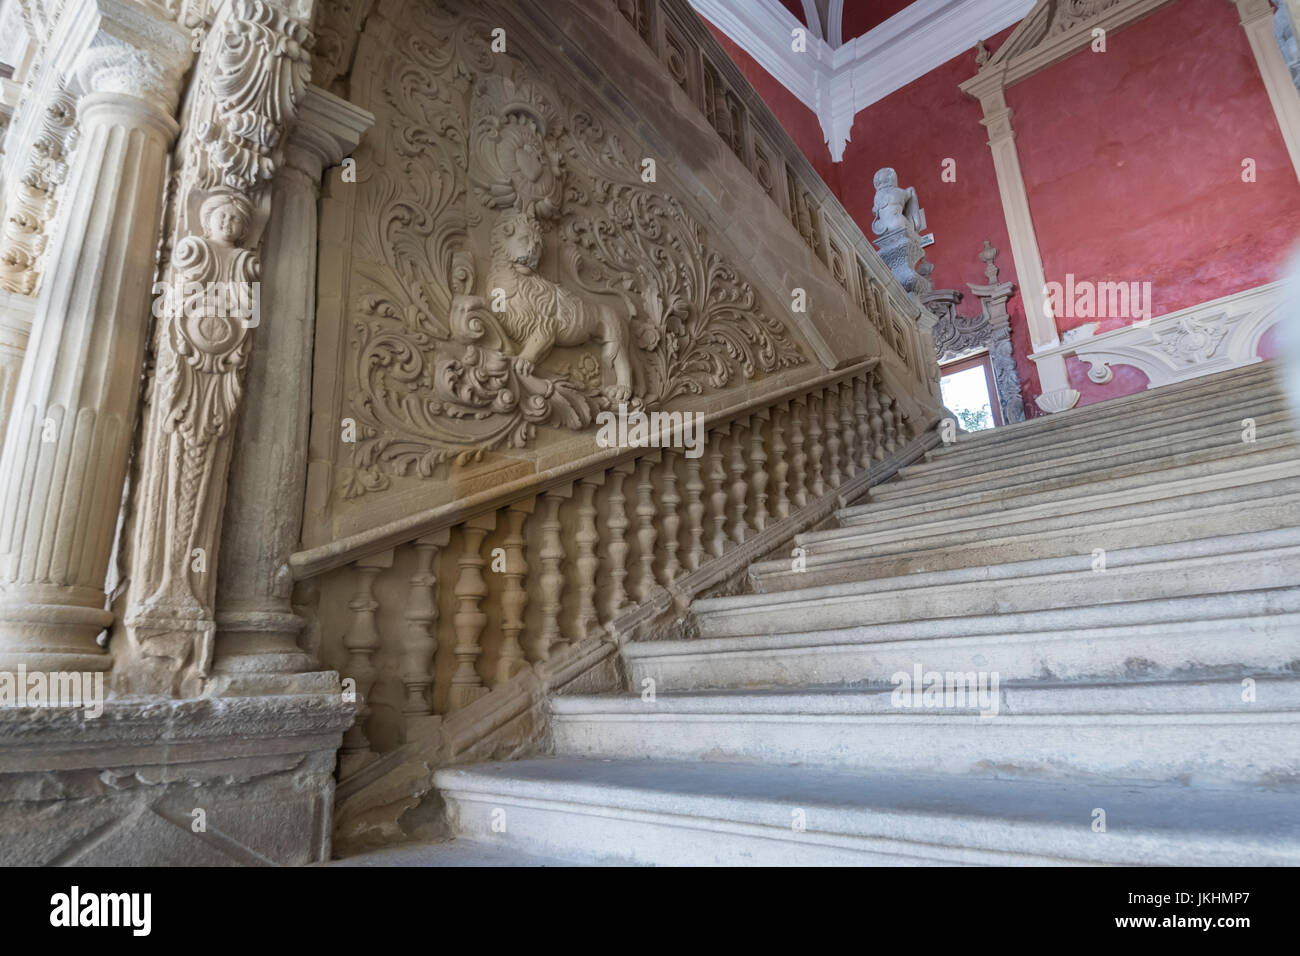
top-left (975, 39), bottom-right (990, 67)
top-left (979, 239), bottom-right (999, 283)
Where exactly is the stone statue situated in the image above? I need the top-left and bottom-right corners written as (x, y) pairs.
top-left (871, 167), bottom-right (926, 237)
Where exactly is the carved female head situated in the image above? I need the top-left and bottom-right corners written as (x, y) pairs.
top-left (199, 192), bottom-right (254, 246)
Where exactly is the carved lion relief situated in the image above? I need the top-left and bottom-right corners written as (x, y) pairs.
top-left (335, 0), bottom-right (806, 497)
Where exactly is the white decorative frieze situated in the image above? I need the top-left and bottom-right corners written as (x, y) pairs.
top-left (1031, 281), bottom-right (1283, 391)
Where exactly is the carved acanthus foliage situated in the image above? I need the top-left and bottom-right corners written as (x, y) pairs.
top-left (1048, 0), bottom-right (1124, 33)
top-left (311, 0), bottom-right (374, 94)
top-left (138, 0), bottom-right (311, 618)
top-left (159, 0), bottom-right (311, 448)
top-left (931, 305), bottom-right (992, 364)
top-left (0, 88), bottom-right (76, 295)
top-left (339, 1), bottom-right (805, 497)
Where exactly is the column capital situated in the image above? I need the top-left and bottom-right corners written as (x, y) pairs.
top-left (68, 0), bottom-right (192, 117)
top-left (283, 84), bottom-right (373, 183)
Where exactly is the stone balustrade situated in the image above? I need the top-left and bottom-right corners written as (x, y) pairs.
top-left (296, 362), bottom-right (916, 778)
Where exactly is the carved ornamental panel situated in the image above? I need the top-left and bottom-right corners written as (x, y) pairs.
top-left (315, 0), bottom-right (809, 511)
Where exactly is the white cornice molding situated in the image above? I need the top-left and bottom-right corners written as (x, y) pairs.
top-left (690, 0), bottom-right (830, 107)
top-left (692, 0), bottom-right (1035, 161)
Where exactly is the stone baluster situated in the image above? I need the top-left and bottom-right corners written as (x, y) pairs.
top-left (883, 395), bottom-right (899, 455)
top-left (660, 451), bottom-right (682, 584)
top-left (497, 501), bottom-right (532, 683)
top-left (574, 473), bottom-right (604, 639)
top-left (400, 530), bottom-right (447, 716)
top-left (749, 410), bottom-right (770, 531)
top-left (839, 380), bottom-right (858, 479)
top-left (868, 383), bottom-right (886, 461)
top-left (728, 420), bottom-right (749, 544)
top-left (789, 397), bottom-right (808, 509)
top-left (854, 375), bottom-right (873, 474)
top-left (339, 550), bottom-right (393, 765)
top-left (634, 455), bottom-right (660, 600)
top-left (605, 463), bottom-right (633, 618)
top-left (449, 513), bottom-right (495, 710)
top-left (532, 486), bottom-right (571, 661)
top-left (771, 403), bottom-right (790, 519)
top-left (684, 453), bottom-right (706, 571)
top-left (0, 15), bottom-right (191, 675)
top-left (807, 393), bottom-right (825, 497)
top-left (824, 386), bottom-right (842, 488)
top-left (708, 429), bottom-right (728, 557)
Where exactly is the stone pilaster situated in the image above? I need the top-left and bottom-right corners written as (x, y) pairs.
top-left (120, 0), bottom-right (315, 697)
top-left (0, 0), bottom-right (189, 673)
top-left (209, 85), bottom-right (371, 696)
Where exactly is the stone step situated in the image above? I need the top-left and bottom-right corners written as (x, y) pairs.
top-left (929, 362), bottom-right (1280, 459)
top-left (434, 757), bottom-right (1300, 865)
top-left (919, 385), bottom-right (1286, 476)
top-left (328, 839), bottom-right (580, 867)
top-left (886, 406), bottom-right (1293, 499)
top-left (800, 468), bottom-right (1300, 558)
top-left (836, 438), bottom-right (1299, 529)
top-left (551, 678), bottom-right (1300, 787)
top-left (693, 527), bottom-right (1300, 639)
top-left (873, 422), bottom-right (1294, 511)
top-left (927, 388), bottom-right (1284, 471)
top-left (752, 486), bottom-right (1300, 591)
top-left (816, 459), bottom-right (1300, 554)
top-left (629, 591), bottom-right (1300, 691)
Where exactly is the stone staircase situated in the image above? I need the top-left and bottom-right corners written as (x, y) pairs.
top-left (349, 363), bottom-right (1300, 865)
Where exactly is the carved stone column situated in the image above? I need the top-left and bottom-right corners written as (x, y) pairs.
top-left (0, 7), bottom-right (189, 674)
top-left (121, 0), bottom-right (314, 697)
top-left (209, 86), bottom-right (371, 696)
top-left (0, 291), bottom-right (34, 445)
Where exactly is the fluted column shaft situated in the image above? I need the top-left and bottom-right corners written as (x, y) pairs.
top-left (0, 31), bottom-right (186, 672)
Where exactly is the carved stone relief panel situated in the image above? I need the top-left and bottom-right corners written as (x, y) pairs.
top-left (314, 0), bottom-right (809, 514)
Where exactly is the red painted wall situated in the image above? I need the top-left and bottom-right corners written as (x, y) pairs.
top-left (709, 0), bottom-right (1300, 413)
top-left (702, 19), bottom-right (841, 191)
top-left (841, 1), bottom-right (915, 42)
top-left (1010, 0), bottom-right (1300, 403)
top-left (835, 26), bottom-right (1043, 410)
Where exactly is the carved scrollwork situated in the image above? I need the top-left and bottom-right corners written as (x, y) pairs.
top-left (336, 3), bottom-right (806, 495)
top-left (564, 181), bottom-right (803, 402)
top-left (932, 311), bottom-right (992, 364)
